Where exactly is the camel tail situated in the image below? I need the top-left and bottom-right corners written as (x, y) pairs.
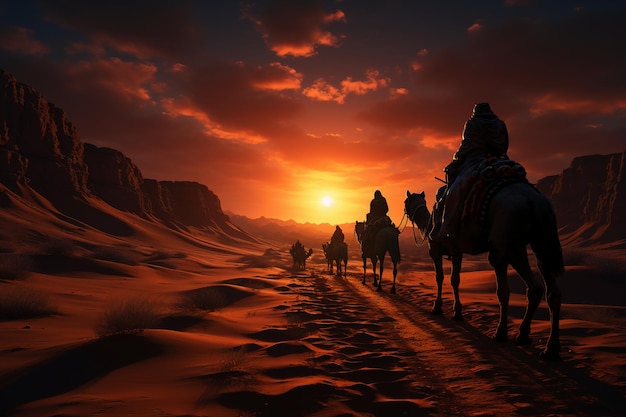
top-left (529, 195), bottom-right (564, 277)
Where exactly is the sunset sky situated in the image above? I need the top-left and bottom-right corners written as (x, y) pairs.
top-left (1, 0), bottom-right (625, 224)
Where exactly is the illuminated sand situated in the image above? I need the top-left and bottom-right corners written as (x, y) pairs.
top-left (1, 207), bottom-right (625, 416)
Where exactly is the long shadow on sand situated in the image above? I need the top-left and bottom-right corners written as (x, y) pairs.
top-left (0, 334), bottom-right (163, 414)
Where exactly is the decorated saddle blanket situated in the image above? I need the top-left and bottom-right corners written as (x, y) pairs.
top-left (364, 216), bottom-right (394, 245)
top-left (462, 158), bottom-right (529, 226)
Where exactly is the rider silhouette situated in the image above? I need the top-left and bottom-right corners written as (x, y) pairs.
top-left (367, 190), bottom-right (388, 224)
top-left (331, 225), bottom-right (344, 244)
top-left (436, 103), bottom-right (509, 241)
top-left (365, 190), bottom-right (389, 244)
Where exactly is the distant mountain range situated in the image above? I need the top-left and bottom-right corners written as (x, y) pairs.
top-left (1, 69), bottom-right (624, 249)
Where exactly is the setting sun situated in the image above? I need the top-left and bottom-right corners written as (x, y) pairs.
top-left (321, 195), bottom-right (334, 207)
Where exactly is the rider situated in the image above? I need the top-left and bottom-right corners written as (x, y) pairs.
top-left (437, 102), bottom-right (509, 241)
top-left (365, 190), bottom-right (389, 243)
top-left (330, 225), bottom-right (344, 245)
top-left (367, 190), bottom-right (389, 223)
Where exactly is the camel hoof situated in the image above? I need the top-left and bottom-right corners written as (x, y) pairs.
top-left (451, 312), bottom-right (464, 321)
top-left (515, 334), bottom-right (532, 345)
top-left (492, 333), bottom-right (508, 343)
top-left (390, 287), bottom-right (396, 294)
top-left (376, 286), bottom-right (382, 292)
top-left (431, 307), bottom-right (444, 315)
top-left (539, 350), bottom-right (561, 361)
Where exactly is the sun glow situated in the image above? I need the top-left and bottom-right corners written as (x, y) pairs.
top-left (321, 195), bottom-right (334, 207)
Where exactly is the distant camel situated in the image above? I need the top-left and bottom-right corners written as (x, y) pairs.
top-left (322, 241), bottom-right (348, 277)
top-left (289, 242), bottom-right (313, 271)
top-left (404, 184), bottom-right (564, 360)
top-left (354, 220), bottom-right (401, 293)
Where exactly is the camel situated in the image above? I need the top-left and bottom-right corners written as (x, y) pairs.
top-left (404, 183), bottom-right (564, 360)
top-left (354, 221), bottom-right (401, 293)
top-left (322, 241), bottom-right (348, 277)
top-left (289, 242), bottom-right (313, 271)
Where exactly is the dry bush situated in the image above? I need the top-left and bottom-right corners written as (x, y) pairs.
top-left (94, 295), bottom-right (161, 337)
top-left (219, 346), bottom-right (249, 372)
top-left (178, 287), bottom-right (228, 312)
top-left (0, 285), bottom-right (55, 319)
top-left (0, 254), bottom-right (32, 280)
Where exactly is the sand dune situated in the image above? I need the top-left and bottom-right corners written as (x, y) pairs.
top-left (2, 212), bottom-right (626, 417)
top-left (0, 191), bottom-right (625, 416)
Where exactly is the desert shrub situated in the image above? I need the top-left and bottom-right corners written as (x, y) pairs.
top-left (179, 287), bottom-right (228, 312)
top-left (94, 295), bottom-right (161, 337)
top-left (0, 285), bottom-right (55, 319)
top-left (0, 254), bottom-right (32, 280)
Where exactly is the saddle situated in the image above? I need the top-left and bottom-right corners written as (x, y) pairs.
top-left (460, 158), bottom-right (532, 253)
top-left (364, 216), bottom-right (393, 246)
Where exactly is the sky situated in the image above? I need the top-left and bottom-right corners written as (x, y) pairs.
top-left (1, 0), bottom-right (625, 224)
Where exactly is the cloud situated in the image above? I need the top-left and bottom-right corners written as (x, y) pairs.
top-left (243, 0), bottom-right (346, 57)
top-left (303, 69), bottom-right (390, 104)
top-left (357, 8), bottom-right (626, 181)
top-left (178, 61), bottom-right (304, 140)
top-left (38, 0), bottom-right (204, 60)
top-left (0, 26), bottom-right (49, 54)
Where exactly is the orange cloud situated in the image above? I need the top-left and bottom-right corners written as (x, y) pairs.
top-left (303, 70), bottom-right (390, 103)
top-left (467, 20), bottom-right (484, 33)
top-left (67, 58), bottom-right (158, 103)
top-left (341, 70), bottom-right (390, 96)
top-left (244, 0), bottom-right (346, 57)
top-left (531, 94), bottom-right (626, 116)
top-left (302, 79), bottom-right (345, 103)
top-left (161, 97), bottom-right (268, 145)
top-left (250, 63), bottom-right (303, 90)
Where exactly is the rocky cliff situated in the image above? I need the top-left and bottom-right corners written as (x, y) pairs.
top-left (0, 69), bottom-right (255, 242)
top-left (536, 149), bottom-right (626, 246)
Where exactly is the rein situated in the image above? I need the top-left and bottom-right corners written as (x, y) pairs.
top-left (405, 201), bottom-right (430, 248)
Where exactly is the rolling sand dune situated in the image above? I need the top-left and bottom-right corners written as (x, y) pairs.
top-left (1, 201), bottom-right (626, 417)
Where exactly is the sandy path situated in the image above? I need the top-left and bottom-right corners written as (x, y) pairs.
top-left (276, 265), bottom-right (626, 417)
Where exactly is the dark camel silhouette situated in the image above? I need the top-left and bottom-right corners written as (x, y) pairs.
top-left (289, 242), bottom-right (313, 271)
top-left (404, 185), bottom-right (564, 361)
top-left (322, 241), bottom-right (347, 277)
top-left (354, 221), bottom-right (401, 293)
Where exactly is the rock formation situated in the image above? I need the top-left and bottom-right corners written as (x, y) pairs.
top-left (0, 69), bottom-right (255, 242)
top-left (536, 149), bottom-right (626, 245)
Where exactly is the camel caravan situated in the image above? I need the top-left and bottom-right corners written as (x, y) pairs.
top-left (288, 103), bottom-right (564, 360)
top-left (289, 240), bottom-right (313, 271)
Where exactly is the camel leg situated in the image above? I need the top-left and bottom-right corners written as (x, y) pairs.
top-left (390, 260), bottom-right (398, 294)
top-left (491, 261), bottom-right (510, 342)
top-left (450, 253), bottom-right (463, 321)
top-left (540, 270), bottom-right (562, 361)
top-left (511, 255), bottom-right (543, 346)
top-left (362, 256), bottom-right (367, 285)
top-left (372, 259), bottom-right (379, 287)
top-left (376, 256), bottom-right (384, 292)
top-left (430, 247), bottom-right (445, 315)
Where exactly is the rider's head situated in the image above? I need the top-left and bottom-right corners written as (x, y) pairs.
top-left (374, 190), bottom-right (382, 198)
top-left (472, 102), bottom-right (493, 117)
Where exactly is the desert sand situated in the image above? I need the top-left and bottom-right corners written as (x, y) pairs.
top-left (1, 200), bottom-right (626, 417)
